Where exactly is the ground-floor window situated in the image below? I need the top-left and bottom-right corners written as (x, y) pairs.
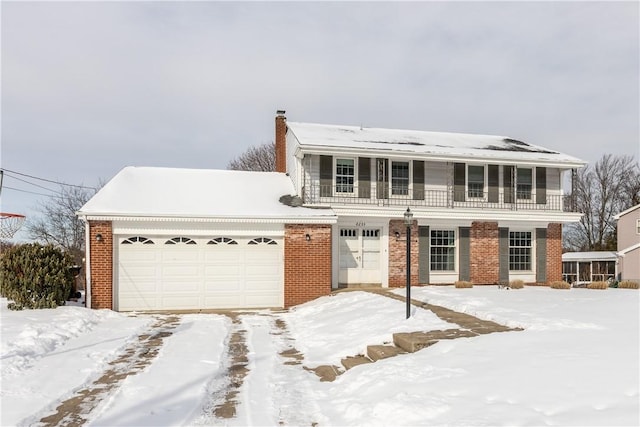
top-left (509, 231), bottom-right (532, 271)
top-left (430, 230), bottom-right (456, 271)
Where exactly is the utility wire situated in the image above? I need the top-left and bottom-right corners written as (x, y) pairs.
top-left (0, 168), bottom-right (97, 190)
top-left (3, 173), bottom-right (59, 194)
top-left (3, 186), bottom-right (60, 198)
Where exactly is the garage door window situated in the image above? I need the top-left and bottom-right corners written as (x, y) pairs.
top-left (248, 237), bottom-right (277, 245)
top-left (122, 236), bottom-right (155, 244)
top-left (165, 237), bottom-right (196, 245)
top-left (208, 237), bottom-right (238, 245)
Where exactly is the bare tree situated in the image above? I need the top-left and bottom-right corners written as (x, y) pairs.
top-left (564, 154), bottom-right (640, 251)
top-left (227, 142), bottom-right (275, 172)
top-left (26, 185), bottom-right (98, 265)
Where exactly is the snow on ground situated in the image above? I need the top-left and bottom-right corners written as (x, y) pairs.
top-left (1, 286), bottom-right (639, 426)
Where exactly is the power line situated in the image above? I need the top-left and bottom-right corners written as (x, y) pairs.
top-left (3, 185), bottom-right (58, 198)
top-left (3, 173), bottom-right (59, 194)
top-left (0, 168), bottom-right (97, 190)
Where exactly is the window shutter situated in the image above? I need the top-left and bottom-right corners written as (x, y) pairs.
top-left (358, 157), bottom-right (371, 198)
top-left (418, 226), bottom-right (430, 283)
top-left (504, 166), bottom-right (514, 203)
top-left (413, 160), bottom-right (425, 200)
top-left (536, 167), bottom-right (547, 205)
top-left (499, 227), bottom-right (509, 284)
top-left (488, 165), bottom-right (499, 203)
top-left (459, 227), bottom-right (470, 281)
top-left (454, 163), bottom-right (466, 202)
top-left (320, 155), bottom-right (333, 197)
top-left (536, 228), bottom-right (547, 282)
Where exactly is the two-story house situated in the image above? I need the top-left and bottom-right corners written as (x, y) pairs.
top-left (78, 111), bottom-right (585, 312)
top-left (275, 111), bottom-right (585, 291)
top-left (615, 204), bottom-right (640, 283)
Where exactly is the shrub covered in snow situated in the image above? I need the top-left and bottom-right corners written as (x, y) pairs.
top-left (0, 243), bottom-right (74, 310)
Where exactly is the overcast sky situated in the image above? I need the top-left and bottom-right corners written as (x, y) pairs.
top-left (1, 1), bottom-right (638, 241)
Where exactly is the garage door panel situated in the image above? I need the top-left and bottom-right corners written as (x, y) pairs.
top-left (160, 295), bottom-right (201, 310)
top-left (119, 296), bottom-right (159, 311)
top-left (244, 293), bottom-right (281, 307)
top-left (162, 264), bottom-right (200, 277)
top-left (161, 280), bottom-right (201, 293)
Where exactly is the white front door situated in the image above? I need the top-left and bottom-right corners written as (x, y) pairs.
top-left (339, 228), bottom-right (381, 285)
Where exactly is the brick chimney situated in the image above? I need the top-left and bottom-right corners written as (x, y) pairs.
top-left (275, 110), bottom-right (287, 173)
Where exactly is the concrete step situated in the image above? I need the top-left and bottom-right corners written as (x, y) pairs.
top-left (341, 355), bottom-right (373, 370)
top-left (367, 344), bottom-right (406, 362)
top-left (393, 332), bottom-right (439, 353)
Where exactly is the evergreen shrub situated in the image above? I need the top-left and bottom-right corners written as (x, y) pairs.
top-left (0, 243), bottom-right (74, 310)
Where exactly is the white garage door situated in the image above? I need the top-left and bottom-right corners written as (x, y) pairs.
top-left (116, 235), bottom-right (283, 311)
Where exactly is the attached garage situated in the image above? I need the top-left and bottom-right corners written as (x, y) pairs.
top-left (78, 167), bottom-right (336, 311)
top-left (116, 235), bottom-right (283, 311)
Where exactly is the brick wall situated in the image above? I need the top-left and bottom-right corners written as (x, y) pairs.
top-left (275, 112), bottom-right (287, 173)
top-left (284, 224), bottom-right (332, 307)
top-left (88, 221), bottom-right (113, 309)
top-left (470, 221), bottom-right (499, 284)
top-left (546, 222), bottom-right (562, 284)
top-left (388, 219), bottom-right (419, 287)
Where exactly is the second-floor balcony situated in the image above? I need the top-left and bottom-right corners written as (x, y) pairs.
top-left (302, 184), bottom-right (577, 212)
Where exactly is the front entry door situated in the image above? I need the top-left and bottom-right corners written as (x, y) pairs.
top-left (339, 228), bottom-right (381, 285)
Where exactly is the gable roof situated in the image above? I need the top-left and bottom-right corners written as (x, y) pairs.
top-left (78, 166), bottom-right (335, 222)
top-left (287, 121), bottom-right (586, 168)
top-left (613, 204), bottom-right (640, 220)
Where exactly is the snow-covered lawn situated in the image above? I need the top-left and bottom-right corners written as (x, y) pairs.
top-left (1, 286), bottom-right (638, 426)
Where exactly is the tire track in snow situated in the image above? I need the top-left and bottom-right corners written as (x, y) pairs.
top-left (36, 315), bottom-right (181, 427)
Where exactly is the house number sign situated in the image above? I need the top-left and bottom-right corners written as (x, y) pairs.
top-left (355, 222), bottom-right (366, 227)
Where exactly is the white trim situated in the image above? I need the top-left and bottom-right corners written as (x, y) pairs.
top-left (613, 204), bottom-right (640, 220)
top-left (84, 220), bottom-right (91, 310)
top-left (618, 242), bottom-right (640, 256)
top-left (79, 214), bottom-right (337, 224)
top-left (297, 146), bottom-right (587, 169)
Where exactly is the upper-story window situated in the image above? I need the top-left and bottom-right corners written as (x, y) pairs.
top-left (468, 165), bottom-right (485, 198)
top-left (391, 161), bottom-right (409, 196)
top-left (336, 158), bottom-right (355, 194)
top-left (517, 168), bottom-right (533, 200)
top-left (636, 219), bottom-right (640, 235)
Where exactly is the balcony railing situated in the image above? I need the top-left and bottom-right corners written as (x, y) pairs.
top-left (302, 184), bottom-right (578, 212)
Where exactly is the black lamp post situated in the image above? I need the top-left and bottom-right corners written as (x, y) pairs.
top-left (404, 207), bottom-right (413, 319)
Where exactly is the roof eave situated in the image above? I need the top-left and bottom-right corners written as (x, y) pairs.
top-left (297, 145), bottom-right (587, 169)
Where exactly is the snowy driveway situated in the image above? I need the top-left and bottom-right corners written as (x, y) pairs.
top-left (2, 288), bottom-right (639, 426)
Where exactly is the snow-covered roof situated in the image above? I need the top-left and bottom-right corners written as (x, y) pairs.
top-left (78, 167), bottom-right (336, 222)
top-left (287, 121), bottom-right (586, 167)
top-left (562, 251), bottom-right (618, 261)
top-left (613, 204), bottom-right (640, 220)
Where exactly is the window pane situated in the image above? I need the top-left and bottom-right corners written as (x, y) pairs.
top-left (391, 162), bottom-right (409, 195)
top-left (430, 230), bottom-right (456, 271)
top-left (468, 165), bottom-right (484, 198)
top-left (517, 168), bottom-right (532, 200)
top-left (509, 231), bottom-right (531, 271)
top-left (336, 159), bottom-right (354, 193)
